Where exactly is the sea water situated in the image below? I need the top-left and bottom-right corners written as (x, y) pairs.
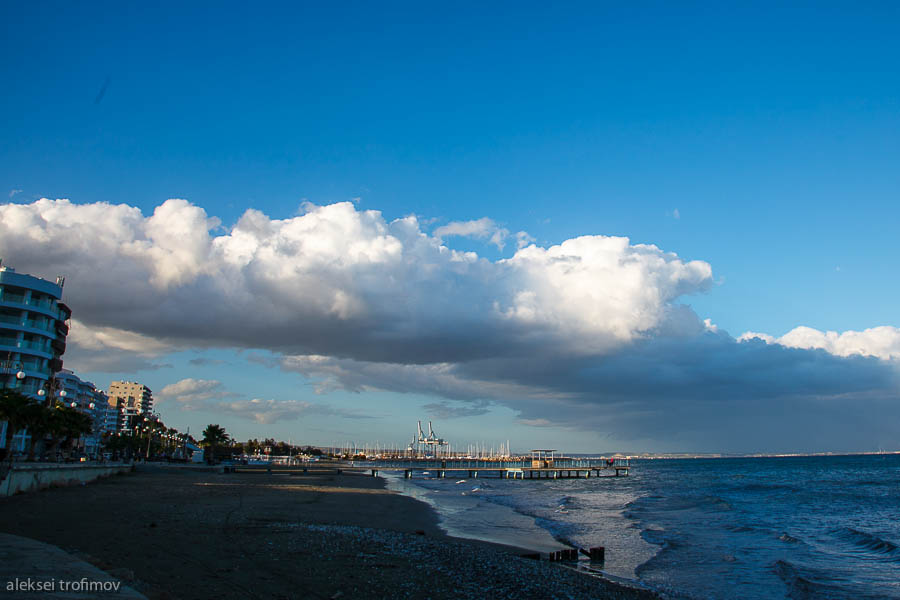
top-left (387, 454), bottom-right (900, 599)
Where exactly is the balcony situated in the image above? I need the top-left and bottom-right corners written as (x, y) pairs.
top-left (0, 313), bottom-right (23, 325)
top-left (18, 340), bottom-right (49, 352)
top-left (33, 300), bottom-right (52, 310)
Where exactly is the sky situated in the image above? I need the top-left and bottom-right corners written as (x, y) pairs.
top-left (1, 2), bottom-right (898, 453)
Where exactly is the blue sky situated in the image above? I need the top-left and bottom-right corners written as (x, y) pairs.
top-left (2, 2), bottom-right (898, 452)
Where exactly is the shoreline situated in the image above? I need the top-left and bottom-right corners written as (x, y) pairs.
top-left (0, 465), bottom-right (659, 599)
top-left (384, 469), bottom-right (660, 590)
top-left (381, 470), bottom-right (569, 554)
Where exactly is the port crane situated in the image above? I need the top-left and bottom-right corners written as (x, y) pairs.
top-left (412, 420), bottom-right (448, 457)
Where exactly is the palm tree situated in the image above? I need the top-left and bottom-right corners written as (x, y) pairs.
top-left (202, 424), bottom-right (230, 464)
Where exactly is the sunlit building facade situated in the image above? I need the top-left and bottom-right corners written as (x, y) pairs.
top-left (107, 380), bottom-right (154, 432)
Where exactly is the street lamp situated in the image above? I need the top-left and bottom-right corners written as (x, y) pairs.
top-left (144, 415), bottom-right (160, 459)
top-left (36, 377), bottom-right (67, 408)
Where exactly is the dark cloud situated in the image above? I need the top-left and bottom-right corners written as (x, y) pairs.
top-left (188, 357), bottom-right (227, 367)
top-left (423, 400), bottom-right (492, 419)
top-left (64, 344), bottom-right (173, 374)
top-left (214, 398), bottom-right (374, 424)
top-left (158, 378), bottom-right (374, 424)
top-left (279, 332), bottom-right (900, 453)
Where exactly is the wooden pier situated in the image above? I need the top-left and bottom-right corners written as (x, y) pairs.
top-left (378, 450), bottom-right (631, 480)
top-left (226, 450), bottom-right (631, 480)
top-left (390, 466), bottom-right (630, 479)
top-left (388, 463), bottom-right (629, 480)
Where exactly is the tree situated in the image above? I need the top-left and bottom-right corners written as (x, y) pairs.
top-left (202, 424), bottom-right (230, 464)
top-left (51, 407), bottom-right (93, 456)
top-left (21, 401), bottom-right (52, 461)
top-left (0, 390), bottom-right (36, 474)
top-left (102, 432), bottom-right (142, 460)
top-left (0, 390), bottom-right (33, 457)
top-left (23, 405), bottom-right (93, 461)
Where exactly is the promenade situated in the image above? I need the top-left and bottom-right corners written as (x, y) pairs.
top-left (0, 533), bottom-right (146, 599)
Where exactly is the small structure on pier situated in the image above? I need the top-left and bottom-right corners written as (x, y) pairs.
top-left (531, 449), bottom-right (556, 468)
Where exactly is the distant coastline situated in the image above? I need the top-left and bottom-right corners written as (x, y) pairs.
top-left (613, 450), bottom-right (900, 460)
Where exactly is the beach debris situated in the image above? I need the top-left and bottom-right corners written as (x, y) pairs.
top-left (549, 549), bottom-right (579, 562)
top-left (579, 546), bottom-right (605, 562)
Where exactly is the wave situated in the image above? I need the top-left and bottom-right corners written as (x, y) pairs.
top-left (627, 494), bottom-right (734, 514)
top-left (831, 527), bottom-right (900, 560)
top-left (731, 482), bottom-right (799, 493)
top-left (634, 529), bottom-right (684, 583)
top-left (556, 495), bottom-right (577, 507)
top-left (773, 560), bottom-right (843, 600)
top-left (532, 516), bottom-right (580, 544)
top-left (639, 527), bottom-right (678, 549)
top-left (624, 495), bottom-right (663, 508)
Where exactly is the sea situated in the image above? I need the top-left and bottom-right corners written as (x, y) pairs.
top-left (385, 454), bottom-right (900, 599)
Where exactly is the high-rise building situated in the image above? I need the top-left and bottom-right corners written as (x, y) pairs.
top-left (0, 262), bottom-right (71, 451)
top-left (56, 369), bottom-right (111, 456)
top-left (107, 380), bottom-right (154, 432)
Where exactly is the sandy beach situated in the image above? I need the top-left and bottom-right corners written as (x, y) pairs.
top-left (0, 465), bottom-right (659, 599)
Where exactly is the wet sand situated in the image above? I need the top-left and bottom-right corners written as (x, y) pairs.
top-left (0, 465), bottom-right (658, 599)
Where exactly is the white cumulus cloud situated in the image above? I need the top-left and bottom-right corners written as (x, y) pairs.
top-left (739, 326), bottom-right (900, 360)
top-left (1, 198), bottom-right (711, 365)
